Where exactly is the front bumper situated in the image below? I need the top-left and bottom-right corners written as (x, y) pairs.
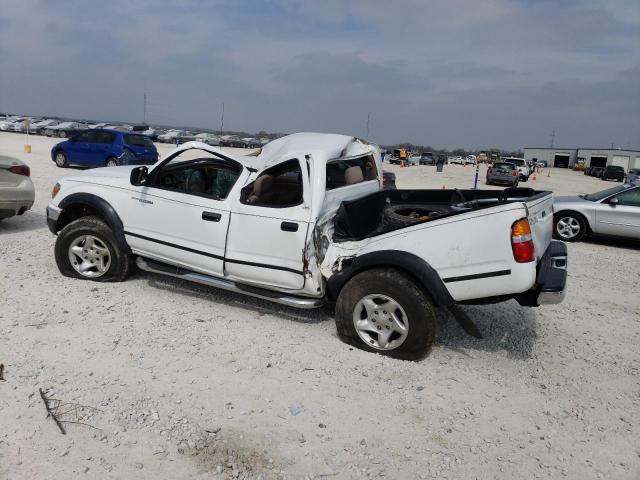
top-left (46, 204), bottom-right (62, 234)
top-left (516, 240), bottom-right (567, 306)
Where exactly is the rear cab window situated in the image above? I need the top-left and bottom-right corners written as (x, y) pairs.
top-left (326, 154), bottom-right (378, 190)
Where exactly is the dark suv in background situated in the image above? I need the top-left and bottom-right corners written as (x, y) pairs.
top-left (601, 165), bottom-right (625, 182)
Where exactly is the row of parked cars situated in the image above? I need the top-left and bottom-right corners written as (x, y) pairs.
top-left (584, 164), bottom-right (628, 182)
top-left (0, 115), bottom-right (271, 149)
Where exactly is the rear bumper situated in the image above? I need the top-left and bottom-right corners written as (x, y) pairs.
top-left (516, 240), bottom-right (567, 306)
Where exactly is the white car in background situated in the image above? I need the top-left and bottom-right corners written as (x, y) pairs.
top-left (0, 155), bottom-right (35, 221)
top-left (194, 132), bottom-right (220, 145)
top-left (29, 119), bottom-right (59, 134)
top-left (157, 129), bottom-right (184, 143)
top-left (504, 157), bottom-right (531, 182)
top-left (0, 118), bottom-right (24, 131)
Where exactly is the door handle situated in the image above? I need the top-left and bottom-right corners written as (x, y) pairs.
top-left (281, 221), bottom-right (299, 232)
top-left (202, 211), bottom-right (222, 222)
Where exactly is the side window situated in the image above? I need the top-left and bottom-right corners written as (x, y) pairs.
top-left (326, 154), bottom-right (377, 190)
top-left (613, 188), bottom-right (640, 207)
top-left (74, 131), bottom-right (93, 142)
top-left (95, 131), bottom-right (115, 144)
top-left (152, 153), bottom-right (241, 200)
top-left (242, 159), bottom-right (303, 208)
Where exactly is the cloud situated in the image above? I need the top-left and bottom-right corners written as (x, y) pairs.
top-left (0, 0), bottom-right (638, 148)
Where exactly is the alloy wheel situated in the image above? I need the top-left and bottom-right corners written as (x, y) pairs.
top-left (352, 294), bottom-right (409, 350)
top-left (556, 216), bottom-right (581, 240)
top-left (67, 235), bottom-right (111, 278)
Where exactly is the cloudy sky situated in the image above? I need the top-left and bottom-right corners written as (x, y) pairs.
top-left (1, 0), bottom-right (638, 149)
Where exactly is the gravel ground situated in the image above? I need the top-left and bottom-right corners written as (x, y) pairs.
top-left (1, 133), bottom-right (638, 479)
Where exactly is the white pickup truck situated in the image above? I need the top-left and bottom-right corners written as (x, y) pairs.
top-left (47, 133), bottom-right (567, 360)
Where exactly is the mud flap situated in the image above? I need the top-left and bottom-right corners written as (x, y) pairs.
top-left (448, 305), bottom-right (483, 339)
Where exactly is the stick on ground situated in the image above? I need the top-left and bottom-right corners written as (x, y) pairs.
top-left (39, 388), bottom-right (66, 435)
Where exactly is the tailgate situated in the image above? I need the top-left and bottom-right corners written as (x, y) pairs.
top-left (524, 193), bottom-right (554, 262)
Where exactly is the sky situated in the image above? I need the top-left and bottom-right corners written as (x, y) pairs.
top-left (0, 0), bottom-right (639, 149)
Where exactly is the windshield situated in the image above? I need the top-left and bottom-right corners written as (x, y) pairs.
top-left (583, 185), bottom-right (628, 201)
top-left (505, 159), bottom-right (524, 166)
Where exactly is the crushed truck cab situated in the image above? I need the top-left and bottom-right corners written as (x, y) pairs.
top-left (47, 133), bottom-right (567, 360)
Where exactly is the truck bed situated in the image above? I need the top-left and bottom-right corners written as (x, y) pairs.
top-left (333, 187), bottom-right (551, 242)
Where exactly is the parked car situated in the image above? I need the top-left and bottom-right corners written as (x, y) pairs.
top-left (44, 122), bottom-right (86, 138)
top-left (486, 162), bottom-right (519, 187)
top-left (0, 155), bottom-right (35, 221)
top-left (419, 152), bottom-right (435, 165)
top-left (0, 118), bottom-right (24, 131)
top-left (51, 129), bottom-right (159, 168)
top-left (601, 165), bottom-right (625, 182)
top-left (407, 153), bottom-right (421, 166)
top-left (47, 133), bottom-right (567, 360)
top-left (194, 133), bottom-right (221, 145)
top-left (157, 130), bottom-right (185, 143)
top-left (30, 119), bottom-right (59, 135)
top-left (553, 184), bottom-right (640, 242)
top-left (590, 166), bottom-right (605, 178)
top-left (535, 160), bottom-right (548, 168)
top-left (626, 168), bottom-right (640, 185)
top-left (503, 157), bottom-right (530, 181)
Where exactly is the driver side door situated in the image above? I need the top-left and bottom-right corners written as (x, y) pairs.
top-left (120, 155), bottom-right (243, 276)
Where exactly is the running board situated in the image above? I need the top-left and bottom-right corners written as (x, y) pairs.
top-left (135, 257), bottom-right (324, 310)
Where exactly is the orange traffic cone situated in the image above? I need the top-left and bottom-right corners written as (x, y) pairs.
top-left (400, 160), bottom-right (405, 168)
top-left (532, 174), bottom-right (537, 182)
top-left (547, 169), bottom-right (551, 177)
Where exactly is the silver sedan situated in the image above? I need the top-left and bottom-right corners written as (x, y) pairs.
top-left (553, 184), bottom-right (640, 241)
top-left (0, 155), bottom-right (35, 221)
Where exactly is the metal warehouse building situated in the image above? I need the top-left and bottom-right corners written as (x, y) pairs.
top-left (523, 148), bottom-right (640, 171)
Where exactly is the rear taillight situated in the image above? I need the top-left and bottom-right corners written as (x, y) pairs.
top-left (9, 165), bottom-right (30, 176)
top-left (511, 218), bottom-right (535, 263)
top-left (512, 171), bottom-right (517, 177)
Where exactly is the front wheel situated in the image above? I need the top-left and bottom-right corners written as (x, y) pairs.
top-left (105, 157), bottom-right (119, 167)
top-left (54, 216), bottom-right (132, 282)
top-left (54, 151), bottom-right (68, 167)
top-left (553, 213), bottom-right (586, 242)
top-left (335, 269), bottom-right (436, 360)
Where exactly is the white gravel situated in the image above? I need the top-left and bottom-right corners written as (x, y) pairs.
top-left (1, 133), bottom-right (639, 479)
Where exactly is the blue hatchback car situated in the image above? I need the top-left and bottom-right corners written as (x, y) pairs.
top-left (51, 129), bottom-right (159, 168)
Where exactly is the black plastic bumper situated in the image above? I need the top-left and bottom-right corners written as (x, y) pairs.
top-left (515, 240), bottom-right (567, 306)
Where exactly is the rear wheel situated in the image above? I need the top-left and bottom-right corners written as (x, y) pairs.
top-left (59, 131), bottom-right (67, 138)
top-left (553, 213), bottom-right (586, 242)
top-left (106, 157), bottom-right (119, 167)
top-left (54, 151), bottom-right (68, 167)
top-left (335, 269), bottom-right (436, 360)
top-left (54, 216), bottom-right (132, 282)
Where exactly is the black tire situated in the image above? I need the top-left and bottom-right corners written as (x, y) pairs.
top-left (105, 157), bottom-right (119, 167)
top-left (59, 131), bottom-right (67, 138)
top-left (54, 216), bottom-right (132, 282)
top-left (382, 204), bottom-right (449, 229)
top-left (553, 212), bottom-right (586, 242)
top-left (54, 151), bottom-right (68, 168)
top-left (335, 269), bottom-right (436, 360)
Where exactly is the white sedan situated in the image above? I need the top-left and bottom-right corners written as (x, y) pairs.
top-left (0, 155), bottom-right (35, 221)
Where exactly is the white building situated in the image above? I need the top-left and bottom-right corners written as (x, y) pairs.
top-left (523, 147), bottom-right (640, 171)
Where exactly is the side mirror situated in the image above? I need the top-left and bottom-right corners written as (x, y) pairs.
top-left (608, 197), bottom-right (619, 206)
top-left (130, 166), bottom-right (148, 186)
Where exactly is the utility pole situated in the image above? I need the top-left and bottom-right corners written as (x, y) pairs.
top-left (550, 129), bottom-right (555, 148)
top-left (365, 112), bottom-right (371, 140)
top-left (143, 92), bottom-right (147, 125)
top-left (220, 102), bottom-right (225, 135)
